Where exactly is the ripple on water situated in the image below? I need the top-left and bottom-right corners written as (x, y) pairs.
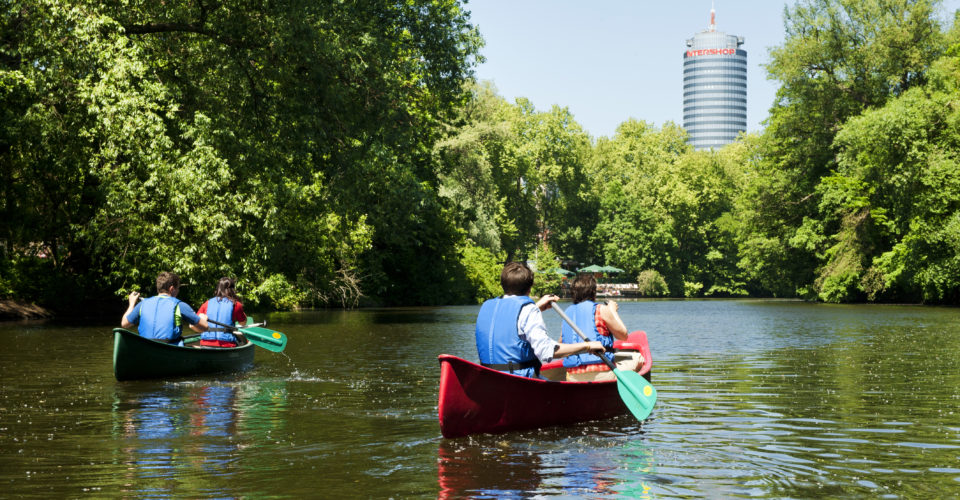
top-left (5, 301), bottom-right (960, 497)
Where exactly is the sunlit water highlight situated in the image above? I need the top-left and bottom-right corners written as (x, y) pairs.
top-left (1, 300), bottom-right (959, 497)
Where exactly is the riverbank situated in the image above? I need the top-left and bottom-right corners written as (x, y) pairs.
top-left (0, 300), bottom-right (52, 321)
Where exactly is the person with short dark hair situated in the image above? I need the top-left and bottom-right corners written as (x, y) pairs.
top-left (197, 277), bottom-right (248, 347)
top-left (561, 273), bottom-right (631, 381)
top-left (121, 272), bottom-right (208, 345)
top-left (475, 262), bottom-right (605, 378)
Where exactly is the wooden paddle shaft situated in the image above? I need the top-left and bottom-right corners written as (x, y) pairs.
top-left (550, 306), bottom-right (618, 372)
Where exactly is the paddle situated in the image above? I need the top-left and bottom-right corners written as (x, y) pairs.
top-left (551, 305), bottom-right (657, 421)
top-left (207, 318), bottom-right (288, 353)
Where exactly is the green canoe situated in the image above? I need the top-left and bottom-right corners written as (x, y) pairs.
top-left (113, 328), bottom-right (255, 381)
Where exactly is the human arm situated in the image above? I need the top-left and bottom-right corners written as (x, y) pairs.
top-left (535, 294), bottom-right (559, 312)
top-left (179, 303), bottom-right (208, 332)
top-left (120, 291), bottom-right (140, 328)
top-left (188, 314), bottom-right (207, 333)
top-left (233, 301), bottom-right (247, 325)
top-left (188, 300), bottom-right (210, 333)
top-left (553, 341), bottom-right (605, 358)
top-left (519, 303), bottom-right (604, 363)
top-left (517, 304), bottom-right (562, 363)
top-left (599, 300), bottom-right (628, 340)
top-left (231, 301), bottom-right (248, 342)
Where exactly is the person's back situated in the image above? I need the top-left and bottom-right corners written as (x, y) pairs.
top-left (197, 277), bottom-right (247, 347)
top-left (205, 297), bottom-right (235, 325)
top-left (476, 294), bottom-right (540, 377)
top-left (121, 271), bottom-right (207, 345)
top-left (561, 300), bottom-right (614, 369)
top-left (560, 274), bottom-right (637, 382)
top-left (199, 277), bottom-right (247, 348)
top-left (136, 294), bottom-right (187, 342)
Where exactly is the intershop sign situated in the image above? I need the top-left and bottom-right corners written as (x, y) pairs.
top-left (686, 48), bottom-right (736, 57)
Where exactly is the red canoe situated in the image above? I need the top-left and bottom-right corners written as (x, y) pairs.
top-left (437, 331), bottom-right (653, 438)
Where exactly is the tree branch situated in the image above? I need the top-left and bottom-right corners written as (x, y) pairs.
top-left (121, 23), bottom-right (249, 49)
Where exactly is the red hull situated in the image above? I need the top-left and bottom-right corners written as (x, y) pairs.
top-left (438, 331), bottom-right (653, 438)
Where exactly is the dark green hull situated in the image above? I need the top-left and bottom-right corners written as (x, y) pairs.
top-left (113, 328), bottom-right (255, 381)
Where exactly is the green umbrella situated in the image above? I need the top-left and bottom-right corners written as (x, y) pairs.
top-left (598, 265), bottom-right (624, 273)
top-left (577, 264), bottom-right (604, 273)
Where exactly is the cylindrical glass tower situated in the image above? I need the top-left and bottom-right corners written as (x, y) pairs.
top-left (683, 10), bottom-right (746, 150)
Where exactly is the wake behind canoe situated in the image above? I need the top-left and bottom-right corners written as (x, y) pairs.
top-left (113, 328), bottom-right (255, 381)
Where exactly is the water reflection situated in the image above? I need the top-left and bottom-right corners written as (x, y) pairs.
top-left (4, 301), bottom-right (960, 497)
top-left (190, 385), bottom-right (238, 438)
top-left (547, 449), bottom-right (618, 496)
top-left (117, 392), bottom-right (181, 481)
top-left (437, 429), bottom-right (658, 498)
top-left (437, 440), bottom-right (543, 498)
top-left (111, 381), bottom-right (288, 497)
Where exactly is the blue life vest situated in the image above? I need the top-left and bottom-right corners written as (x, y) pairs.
top-left (136, 295), bottom-right (184, 343)
top-left (561, 300), bottom-right (614, 368)
top-left (475, 296), bottom-right (541, 378)
top-left (201, 298), bottom-right (238, 344)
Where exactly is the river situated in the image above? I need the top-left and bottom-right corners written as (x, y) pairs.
top-left (1, 299), bottom-right (959, 497)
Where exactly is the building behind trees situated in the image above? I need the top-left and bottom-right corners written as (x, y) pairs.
top-left (682, 7), bottom-right (747, 150)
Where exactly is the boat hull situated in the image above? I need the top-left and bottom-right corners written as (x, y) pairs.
top-left (113, 328), bottom-right (255, 381)
top-left (438, 331), bottom-right (653, 438)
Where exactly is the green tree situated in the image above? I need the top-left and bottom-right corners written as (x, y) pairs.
top-left (436, 86), bottom-right (594, 266)
top-left (588, 120), bottom-right (689, 290)
top-left (740, 0), bottom-right (948, 299)
top-left (589, 119), bottom-right (746, 296)
top-left (823, 51), bottom-right (960, 302)
top-left (1, 0), bottom-right (481, 309)
top-left (531, 243), bottom-right (563, 297)
top-left (636, 269), bottom-right (669, 297)
top-left (434, 81), bottom-right (516, 254)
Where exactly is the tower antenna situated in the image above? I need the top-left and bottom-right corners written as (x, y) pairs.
top-left (710, 1), bottom-right (716, 31)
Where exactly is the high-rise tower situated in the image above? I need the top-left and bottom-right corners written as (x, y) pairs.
top-left (683, 5), bottom-right (746, 150)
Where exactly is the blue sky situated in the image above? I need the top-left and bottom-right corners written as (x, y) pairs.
top-left (465, 0), bottom-right (960, 139)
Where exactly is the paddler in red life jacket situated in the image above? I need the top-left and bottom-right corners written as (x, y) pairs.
top-left (121, 271), bottom-right (208, 346)
top-left (475, 261), bottom-right (606, 378)
top-left (197, 277), bottom-right (248, 348)
top-left (561, 273), bottom-right (640, 382)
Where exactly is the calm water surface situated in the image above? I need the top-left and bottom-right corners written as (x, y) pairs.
top-left (2, 300), bottom-right (960, 497)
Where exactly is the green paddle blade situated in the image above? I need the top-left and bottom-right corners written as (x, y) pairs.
top-left (239, 325), bottom-right (287, 352)
top-left (613, 369), bottom-right (657, 421)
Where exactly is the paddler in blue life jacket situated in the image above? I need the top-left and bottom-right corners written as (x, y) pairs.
top-left (121, 271), bottom-right (208, 346)
top-left (562, 273), bottom-right (637, 382)
top-left (197, 277), bottom-right (248, 348)
top-left (476, 261), bottom-right (605, 378)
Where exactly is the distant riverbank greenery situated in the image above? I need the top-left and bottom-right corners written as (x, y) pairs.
top-left (3, 0), bottom-right (960, 313)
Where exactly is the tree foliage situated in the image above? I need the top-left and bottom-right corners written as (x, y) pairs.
top-left (588, 120), bottom-right (747, 296)
top-left (435, 82), bottom-right (594, 272)
top-left (745, 0), bottom-right (949, 300)
top-left (823, 53), bottom-right (960, 301)
top-left (5, 0), bottom-right (960, 311)
top-left (1, 0), bottom-right (481, 309)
